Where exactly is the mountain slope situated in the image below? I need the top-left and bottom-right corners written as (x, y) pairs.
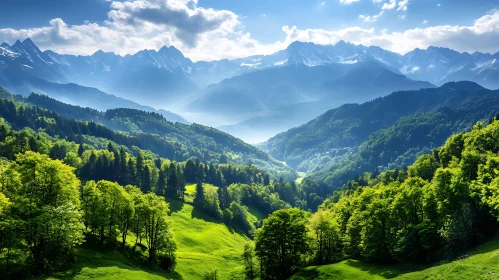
top-left (1, 39), bottom-right (197, 107)
top-left (48, 198), bottom-right (250, 280)
top-left (263, 82), bottom-right (481, 169)
top-left (192, 61), bottom-right (433, 141)
top-left (167, 199), bottom-right (249, 279)
top-left (0, 90), bottom-right (296, 179)
top-left (290, 237), bottom-right (499, 280)
top-left (0, 56), bottom-right (188, 123)
top-left (264, 82), bottom-right (499, 188)
top-left (4, 39), bottom-right (498, 110)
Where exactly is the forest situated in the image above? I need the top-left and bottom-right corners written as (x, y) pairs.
top-left (247, 118), bottom-right (499, 279)
top-left (2, 86), bottom-right (499, 279)
top-left (0, 91), bottom-right (313, 278)
top-left (2, 89), bottom-right (296, 181)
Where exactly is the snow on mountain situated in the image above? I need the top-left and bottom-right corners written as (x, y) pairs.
top-left (1, 38), bottom-right (499, 108)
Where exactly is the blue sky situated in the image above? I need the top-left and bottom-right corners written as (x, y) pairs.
top-left (0, 0), bottom-right (498, 61)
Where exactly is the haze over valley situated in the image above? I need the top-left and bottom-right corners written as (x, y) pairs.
top-left (2, 38), bottom-right (499, 142)
top-left (1, 0), bottom-right (499, 279)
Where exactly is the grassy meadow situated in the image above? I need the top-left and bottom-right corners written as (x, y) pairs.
top-left (46, 183), bottom-right (250, 280)
top-left (291, 238), bottom-right (499, 280)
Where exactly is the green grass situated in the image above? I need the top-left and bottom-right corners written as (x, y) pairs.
top-left (45, 246), bottom-right (179, 280)
top-left (48, 188), bottom-right (250, 280)
top-left (167, 199), bottom-right (250, 279)
top-left (184, 183), bottom-right (218, 203)
top-left (291, 238), bottom-right (499, 280)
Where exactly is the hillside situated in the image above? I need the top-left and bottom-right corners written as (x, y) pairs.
top-left (290, 237), bottom-right (499, 280)
top-left (0, 94), bottom-right (286, 279)
top-left (263, 82), bottom-right (499, 187)
top-left (0, 59), bottom-right (187, 124)
top-left (47, 197), bottom-right (250, 280)
top-left (194, 61), bottom-right (432, 141)
top-left (309, 83), bottom-right (499, 188)
top-left (168, 199), bottom-right (249, 279)
top-left (0, 91), bottom-right (295, 179)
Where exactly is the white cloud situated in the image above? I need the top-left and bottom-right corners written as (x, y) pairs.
top-left (106, 0), bottom-right (239, 46)
top-left (397, 0), bottom-right (409, 12)
top-left (1, 2), bottom-right (499, 61)
top-left (278, 10), bottom-right (499, 55)
top-left (0, 0), bottom-right (272, 61)
top-left (382, 0), bottom-right (396, 10)
top-left (359, 11), bottom-right (384, 23)
top-left (339, 0), bottom-right (360, 4)
top-left (437, 3), bottom-right (441, 7)
top-left (423, 20), bottom-right (428, 25)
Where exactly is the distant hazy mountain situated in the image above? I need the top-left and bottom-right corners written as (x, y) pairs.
top-left (210, 61), bottom-right (433, 143)
top-left (262, 81), bottom-right (495, 174)
top-left (2, 38), bottom-right (498, 142)
top-left (0, 41), bottom-right (188, 124)
top-left (2, 39), bottom-right (497, 107)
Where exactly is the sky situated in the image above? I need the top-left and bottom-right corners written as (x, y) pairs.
top-left (0, 0), bottom-right (498, 61)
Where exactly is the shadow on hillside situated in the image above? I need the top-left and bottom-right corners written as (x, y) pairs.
top-left (189, 206), bottom-right (250, 236)
top-left (290, 267), bottom-right (321, 279)
top-left (190, 206), bottom-right (221, 224)
top-left (168, 198), bottom-right (185, 214)
top-left (345, 259), bottom-right (441, 279)
top-left (50, 243), bottom-right (184, 280)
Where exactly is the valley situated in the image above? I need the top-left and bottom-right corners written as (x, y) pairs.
top-left (2, 38), bottom-right (498, 143)
top-left (1, 5), bottom-right (499, 278)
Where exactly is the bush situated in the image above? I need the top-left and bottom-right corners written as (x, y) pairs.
top-left (157, 251), bottom-right (177, 271)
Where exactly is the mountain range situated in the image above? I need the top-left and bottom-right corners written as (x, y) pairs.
top-left (1, 38), bottom-right (499, 142)
top-left (262, 81), bottom-right (499, 189)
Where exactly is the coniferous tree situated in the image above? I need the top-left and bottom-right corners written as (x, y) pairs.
top-left (127, 158), bottom-right (136, 186)
top-left (176, 165), bottom-right (186, 199)
top-left (142, 165), bottom-right (151, 193)
top-left (264, 174), bottom-right (270, 186)
top-left (77, 144), bottom-right (84, 156)
top-left (136, 152), bottom-right (144, 186)
top-left (166, 165), bottom-right (178, 198)
top-left (194, 180), bottom-right (205, 208)
top-left (184, 159), bottom-right (197, 183)
top-left (156, 169), bottom-right (166, 196)
top-left (119, 148), bottom-right (127, 185)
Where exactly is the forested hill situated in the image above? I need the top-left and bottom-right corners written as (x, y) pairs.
top-left (264, 81), bottom-right (488, 169)
top-left (263, 82), bottom-right (498, 186)
top-left (0, 89), bottom-right (296, 179)
top-left (251, 118), bottom-right (499, 280)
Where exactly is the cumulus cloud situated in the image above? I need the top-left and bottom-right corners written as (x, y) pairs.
top-left (397, 0), bottom-right (409, 12)
top-left (277, 10), bottom-right (499, 55)
top-left (359, 11), bottom-right (384, 23)
top-left (107, 0), bottom-right (239, 46)
top-left (339, 0), bottom-right (360, 4)
top-left (0, 0), bottom-right (271, 61)
top-left (382, 0), bottom-right (396, 10)
top-left (1, 2), bottom-right (499, 61)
